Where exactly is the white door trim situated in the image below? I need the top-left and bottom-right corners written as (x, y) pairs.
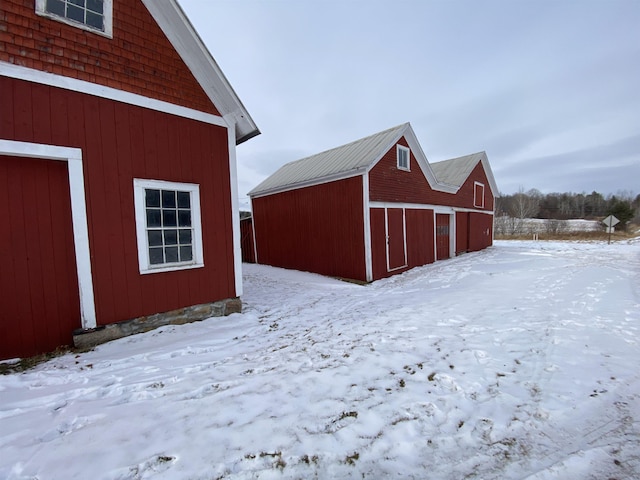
top-left (0, 139), bottom-right (97, 329)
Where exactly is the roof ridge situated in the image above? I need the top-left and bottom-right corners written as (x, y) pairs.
top-left (286, 122), bottom-right (409, 166)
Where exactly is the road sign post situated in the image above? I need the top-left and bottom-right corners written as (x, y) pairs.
top-left (602, 215), bottom-right (620, 244)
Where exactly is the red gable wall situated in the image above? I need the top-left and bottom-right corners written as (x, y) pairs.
top-left (369, 137), bottom-right (494, 210)
top-left (0, 0), bottom-right (219, 115)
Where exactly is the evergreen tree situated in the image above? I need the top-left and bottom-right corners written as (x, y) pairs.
top-left (607, 200), bottom-right (635, 231)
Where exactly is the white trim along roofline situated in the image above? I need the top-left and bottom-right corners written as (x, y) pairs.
top-left (249, 123), bottom-right (465, 199)
top-left (249, 166), bottom-right (370, 199)
top-left (0, 61), bottom-right (226, 128)
top-left (363, 123), bottom-right (458, 194)
top-left (142, 0), bottom-right (260, 144)
top-left (0, 139), bottom-right (97, 330)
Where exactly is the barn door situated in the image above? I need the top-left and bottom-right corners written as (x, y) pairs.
top-left (0, 155), bottom-right (81, 360)
top-left (436, 213), bottom-right (450, 260)
top-left (386, 208), bottom-right (407, 271)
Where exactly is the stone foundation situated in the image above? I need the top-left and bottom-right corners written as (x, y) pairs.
top-left (73, 298), bottom-right (242, 350)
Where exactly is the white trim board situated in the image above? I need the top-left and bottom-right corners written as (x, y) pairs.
top-left (0, 61), bottom-right (228, 128)
top-left (0, 139), bottom-right (97, 329)
top-left (369, 201), bottom-right (494, 215)
top-left (226, 124), bottom-right (243, 297)
top-left (362, 174), bottom-right (373, 282)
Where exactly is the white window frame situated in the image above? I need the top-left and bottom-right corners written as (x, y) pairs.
top-left (397, 145), bottom-right (410, 171)
top-left (474, 181), bottom-right (485, 208)
top-left (35, 0), bottom-right (114, 38)
top-left (133, 179), bottom-right (204, 275)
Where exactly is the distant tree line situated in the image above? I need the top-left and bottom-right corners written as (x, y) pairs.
top-left (495, 189), bottom-right (639, 234)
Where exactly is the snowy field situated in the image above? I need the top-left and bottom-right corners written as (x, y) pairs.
top-left (1, 240), bottom-right (639, 480)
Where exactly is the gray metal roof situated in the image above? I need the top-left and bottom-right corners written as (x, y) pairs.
top-left (249, 124), bottom-right (497, 198)
top-left (431, 152), bottom-right (486, 187)
top-left (249, 123), bottom-right (410, 196)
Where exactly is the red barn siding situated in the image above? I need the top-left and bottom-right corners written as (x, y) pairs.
top-left (386, 208), bottom-right (406, 270)
top-left (469, 213), bottom-right (494, 251)
top-left (252, 176), bottom-right (366, 281)
top-left (436, 214), bottom-right (450, 260)
top-left (457, 163), bottom-right (495, 211)
top-left (369, 207), bottom-right (435, 281)
top-left (369, 208), bottom-right (388, 280)
top-left (0, 0), bottom-right (218, 115)
top-left (1, 156), bottom-right (81, 358)
top-left (1, 76), bottom-right (235, 327)
top-left (369, 137), bottom-right (495, 211)
top-left (406, 208), bottom-right (434, 267)
top-left (240, 217), bottom-right (256, 263)
top-left (456, 212), bottom-right (470, 254)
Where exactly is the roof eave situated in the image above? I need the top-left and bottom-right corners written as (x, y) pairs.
top-left (249, 167), bottom-right (368, 199)
top-left (143, 0), bottom-right (259, 145)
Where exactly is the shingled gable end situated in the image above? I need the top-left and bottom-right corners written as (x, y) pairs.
top-left (0, 0), bottom-right (259, 360)
top-left (248, 123), bottom-right (497, 282)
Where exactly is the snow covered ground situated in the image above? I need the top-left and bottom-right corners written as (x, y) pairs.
top-left (1, 240), bottom-right (639, 480)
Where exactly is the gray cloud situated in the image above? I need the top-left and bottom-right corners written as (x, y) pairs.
top-left (179, 0), bottom-right (640, 198)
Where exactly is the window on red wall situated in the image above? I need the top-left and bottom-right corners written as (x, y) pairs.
top-left (36, 0), bottom-right (113, 37)
top-left (474, 182), bottom-right (485, 208)
top-left (397, 145), bottom-right (410, 171)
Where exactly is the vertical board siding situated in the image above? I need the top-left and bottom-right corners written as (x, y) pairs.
top-left (370, 207), bottom-right (435, 281)
top-left (252, 176), bottom-right (366, 281)
top-left (405, 208), bottom-right (434, 267)
top-left (0, 156), bottom-right (81, 358)
top-left (456, 212), bottom-right (470, 254)
top-left (369, 208), bottom-right (388, 281)
top-left (240, 218), bottom-right (256, 263)
top-left (0, 76), bottom-right (235, 330)
top-left (469, 213), bottom-right (494, 251)
top-left (436, 214), bottom-right (450, 260)
top-left (0, 0), bottom-right (219, 115)
top-left (386, 208), bottom-right (406, 270)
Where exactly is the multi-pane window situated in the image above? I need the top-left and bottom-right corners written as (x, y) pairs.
top-left (397, 145), bottom-right (410, 171)
top-left (145, 189), bottom-right (193, 265)
top-left (36, 0), bottom-right (113, 36)
top-left (134, 179), bottom-right (204, 274)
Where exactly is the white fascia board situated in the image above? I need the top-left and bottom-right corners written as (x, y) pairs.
top-left (0, 140), bottom-right (97, 329)
top-left (226, 125), bottom-right (243, 297)
top-left (143, 0), bottom-right (259, 144)
top-left (0, 61), bottom-right (226, 128)
top-left (479, 153), bottom-right (499, 202)
top-left (248, 167), bottom-right (369, 199)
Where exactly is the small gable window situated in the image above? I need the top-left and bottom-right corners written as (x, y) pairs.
top-left (36, 0), bottom-right (113, 37)
top-left (397, 145), bottom-right (410, 171)
top-left (474, 182), bottom-right (485, 208)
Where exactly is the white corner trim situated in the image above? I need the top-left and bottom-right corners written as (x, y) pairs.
top-left (0, 61), bottom-right (227, 128)
top-left (226, 125), bottom-right (243, 297)
top-left (362, 174), bottom-right (373, 282)
top-left (0, 139), bottom-right (97, 329)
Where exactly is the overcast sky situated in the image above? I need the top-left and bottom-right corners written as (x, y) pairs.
top-left (178, 0), bottom-right (640, 207)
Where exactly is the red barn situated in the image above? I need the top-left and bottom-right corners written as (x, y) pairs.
top-left (0, 0), bottom-right (259, 360)
top-left (248, 123), bottom-right (497, 282)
